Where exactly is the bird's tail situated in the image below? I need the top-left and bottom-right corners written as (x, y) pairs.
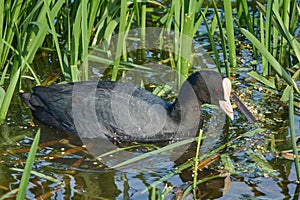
top-left (19, 93), bottom-right (35, 110)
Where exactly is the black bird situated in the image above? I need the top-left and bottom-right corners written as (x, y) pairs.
top-left (20, 70), bottom-right (233, 142)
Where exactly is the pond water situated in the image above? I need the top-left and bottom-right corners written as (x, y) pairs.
top-left (1, 32), bottom-right (300, 200)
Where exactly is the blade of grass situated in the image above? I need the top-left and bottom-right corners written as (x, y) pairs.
top-left (264, 0), bottom-right (273, 75)
top-left (248, 149), bottom-right (276, 176)
top-left (210, 10), bottom-right (218, 37)
top-left (43, 0), bottom-right (67, 79)
top-left (11, 168), bottom-right (61, 184)
top-left (173, 0), bottom-right (180, 61)
top-left (16, 129), bottom-right (40, 200)
top-left (224, 0), bottom-right (236, 72)
top-left (70, 2), bottom-right (82, 81)
top-left (248, 71), bottom-right (276, 89)
top-left (182, 173), bottom-right (229, 199)
top-left (0, 188), bottom-right (19, 200)
top-left (279, 0), bottom-right (289, 64)
top-left (221, 154), bottom-right (235, 173)
top-left (0, 68), bottom-right (20, 123)
top-left (0, 0), bottom-right (23, 69)
top-left (141, 2), bottom-right (146, 41)
top-left (0, 87), bottom-right (5, 108)
top-left (192, 5), bottom-right (207, 36)
top-left (24, 1), bottom-right (63, 64)
top-left (2, 39), bottom-right (40, 85)
top-left (271, 6), bottom-right (300, 63)
top-left (0, 0), bottom-right (3, 65)
top-left (289, 88), bottom-right (300, 182)
top-left (260, 11), bottom-right (267, 76)
top-left (240, 0), bottom-right (254, 34)
top-left (81, 0), bottom-right (89, 80)
top-left (201, 11), bottom-right (222, 73)
top-left (257, 1), bottom-right (300, 63)
top-left (133, 0), bottom-right (140, 27)
top-left (111, 137), bottom-right (196, 169)
top-left (281, 68), bottom-right (300, 102)
top-left (271, 0), bottom-right (279, 58)
top-left (150, 186), bottom-right (156, 200)
top-left (111, 0), bottom-right (128, 81)
top-left (289, 0), bottom-right (298, 34)
top-left (87, 54), bottom-right (153, 71)
top-left (212, 0), bottom-right (229, 75)
top-left (0, 60), bottom-right (9, 85)
top-left (193, 129), bottom-right (203, 198)
top-left (96, 144), bottom-right (144, 159)
top-left (87, 0), bottom-right (102, 43)
top-left (93, 2), bottom-right (120, 45)
top-left (178, 12), bottom-right (194, 86)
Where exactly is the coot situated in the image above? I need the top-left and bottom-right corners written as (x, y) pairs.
top-left (20, 70), bottom-right (233, 142)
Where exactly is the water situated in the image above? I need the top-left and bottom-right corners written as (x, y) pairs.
top-left (0, 39), bottom-right (300, 200)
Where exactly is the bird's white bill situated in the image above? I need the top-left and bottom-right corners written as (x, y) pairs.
top-left (220, 78), bottom-right (234, 120)
top-left (219, 100), bottom-right (234, 120)
top-left (222, 78), bottom-right (231, 102)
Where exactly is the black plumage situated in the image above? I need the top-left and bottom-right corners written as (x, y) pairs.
top-left (20, 70), bottom-right (233, 142)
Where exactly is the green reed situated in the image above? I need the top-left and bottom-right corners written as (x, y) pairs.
top-left (237, 0), bottom-right (258, 59)
top-left (111, 0), bottom-right (128, 81)
top-left (201, 9), bottom-right (222, 73)
top-left (263, 0), bottom-right (273, 76)
top-left (224, 0), bottom-right (237, 72)
top-left (193, 129), bottom-right (203, 197)
top-left (43, 0), bottom-right (65, 79)
top-left (0, 0), bottom-right (22, 71)
top-left (0, 68), bottom-right (20, 123)
top-left (16, 129), bottom-right (40, 200)
top-left (0, 0), bottom-right (64, 124)
top-left (211, 0), bottom-right (230, 76)
top-left (156, 0), bottom-right (206, 86)
top-left (256, 1), bottom-right (300, 74)
top-left (67, 0), bottom-right (111, 81)
top-left (237, 0), bottom-right (254, 37)
top-left (289, 88), bottom-right (300, 181)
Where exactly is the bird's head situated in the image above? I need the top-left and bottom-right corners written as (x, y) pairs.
top-left (186, 70), bottom-right (234, 120)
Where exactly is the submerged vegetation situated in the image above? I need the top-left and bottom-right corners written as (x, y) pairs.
top-left (0, 0), bottom-right (299, 198)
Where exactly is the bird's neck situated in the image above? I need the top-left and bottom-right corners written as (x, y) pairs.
top-left (169, 81), bottom-right (203, 124)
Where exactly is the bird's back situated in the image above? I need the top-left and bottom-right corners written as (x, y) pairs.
top-left (23, 81), bottom-right (178, 141)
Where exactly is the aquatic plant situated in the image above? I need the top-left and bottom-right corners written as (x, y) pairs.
top-left (0, 1), bottom-right (300, 199)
